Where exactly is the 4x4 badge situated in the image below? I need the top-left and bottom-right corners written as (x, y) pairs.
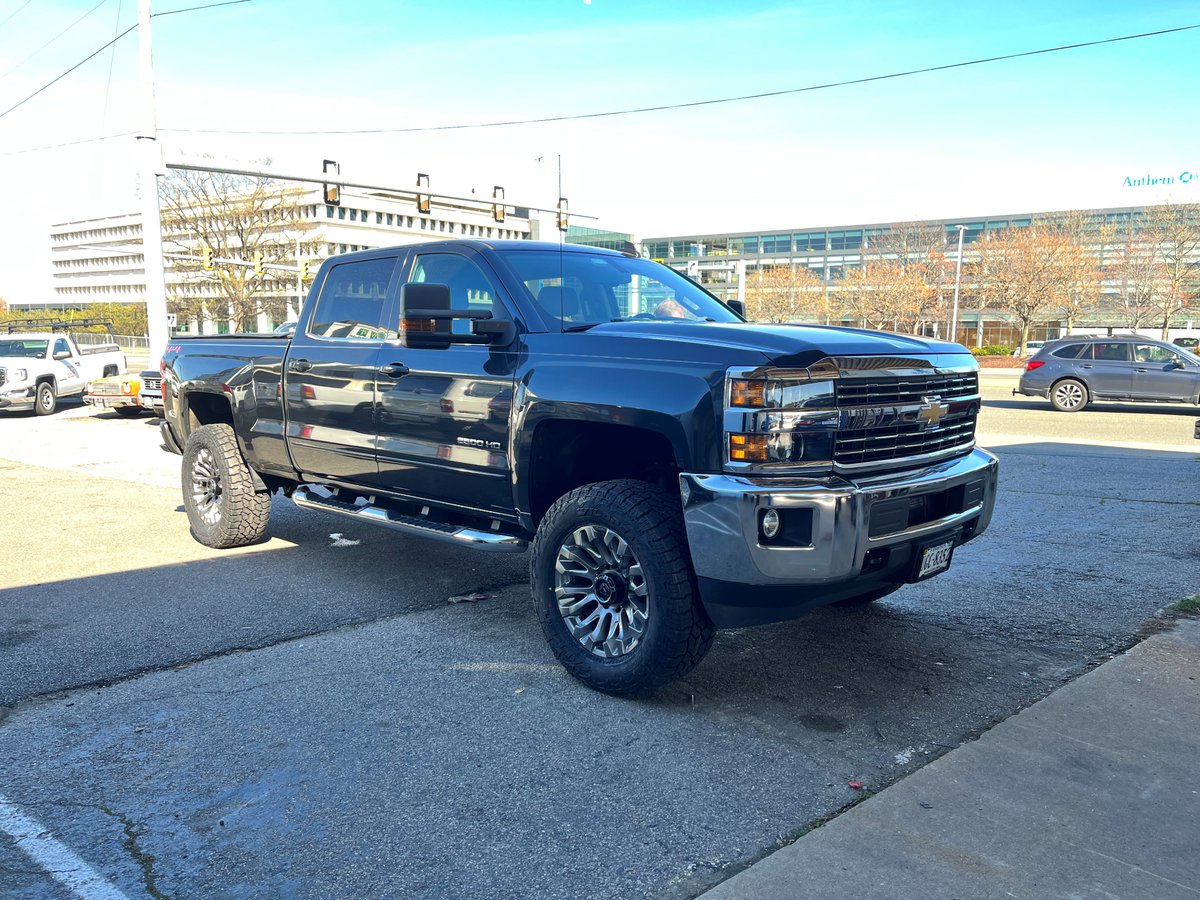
top-left (917, 397), bottom-right (949, 428)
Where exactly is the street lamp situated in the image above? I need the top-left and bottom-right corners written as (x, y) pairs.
top-left (951, 224), bottom-right (967, 344)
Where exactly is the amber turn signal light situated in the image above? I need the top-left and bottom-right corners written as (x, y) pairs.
top-left (729, 379), bottom-right (765, 408)
top-left (729, 433), bottom-right (769, 462)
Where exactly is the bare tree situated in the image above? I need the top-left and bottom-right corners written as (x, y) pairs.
top-left (160, 170), bottom-right (316, 331)
top-left (1108, 236), bottom-right (1158, 333)
top-left (743, 265), bottom-right (828, 323)
top-left (837, 261), bottom-right (936, 334)
top-left (1141, 202), bottom-right (1200, 339)
top-left (973, 226), bottom-right (1077, 355)
top-left (1037, 210), bottom-right (1109, 334)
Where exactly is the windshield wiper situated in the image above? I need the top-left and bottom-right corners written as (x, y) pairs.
top-left (562, 322), bottom-right (600, 332)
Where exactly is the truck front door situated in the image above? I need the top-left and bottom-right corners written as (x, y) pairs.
top-left (51, 337), bottom-right (85, 395)
top-left (284, 254), bottom-right (400, 482)
top-left (374, 249), bottom-right (517, 515)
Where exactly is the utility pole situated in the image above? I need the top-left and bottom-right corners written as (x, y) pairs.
top-left (951, 224), bottom-right (967, 345)
top-left (295, 234), bottom-right (302, 321)
top-left (137, 0), bottom-right (169, 365)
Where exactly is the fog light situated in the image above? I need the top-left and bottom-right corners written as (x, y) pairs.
top-left (761, 508), bottom-right (781, 540)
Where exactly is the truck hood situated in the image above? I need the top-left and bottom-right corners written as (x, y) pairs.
top-left (583, 321), bottom-right (974, 368)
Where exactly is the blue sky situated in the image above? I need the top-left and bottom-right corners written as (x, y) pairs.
top-left (1, 0), bottom-right (1198, 300)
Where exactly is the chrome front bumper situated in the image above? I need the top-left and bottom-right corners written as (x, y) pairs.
top-left (680, 448), bottom-right (999, 624)
top-left (0, 388), bottom-right (35, 410)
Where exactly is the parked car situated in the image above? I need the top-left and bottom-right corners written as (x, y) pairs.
top-left (1015, 335), bottom-right (1200, 411)
top-left (84, 373), bottom-right (147, 417)
top-left (0, 320), bottom-right (126, 415)
top-left (160, 239), bottom-right (999, 695)
top-left (1012, 340), bottom-right (1045, 357)
top-left (1172, 336), bottom-right (1199, 350)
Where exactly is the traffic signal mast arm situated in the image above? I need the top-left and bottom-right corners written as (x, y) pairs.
top-left (179, 250), bottom-right (308, 274)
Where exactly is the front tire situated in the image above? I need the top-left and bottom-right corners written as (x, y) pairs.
top-left (181, 423), bottom-right (271, 548)
top-left (34, 382), bottom-right (57, 416)
top-left (531, 479), bottom-right (715, 696)
top-left (1050, 378), bottom-right (1088, 412)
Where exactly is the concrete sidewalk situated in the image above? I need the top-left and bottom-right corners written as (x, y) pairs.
top-left (701, 616), bottom-right (1200, 900)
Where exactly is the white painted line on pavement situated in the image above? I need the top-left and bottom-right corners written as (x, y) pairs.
top-left (0, 794), bottom-right (129, 899)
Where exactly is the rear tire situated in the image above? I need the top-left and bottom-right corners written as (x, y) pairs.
top-left (1050, 378), bottom-right (1088, 412)
top-left (181, 423), bottom-right (271, 548)
top-left (530, 479), bottom-right (715, 696)
top-left (34, 382), bottom-right (57, 416)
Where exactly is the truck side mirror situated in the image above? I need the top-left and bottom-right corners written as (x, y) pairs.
top-left (400, 283), bottom-right (515, 349)
top-left (727, 299), bottom-right (747, 319)
top-left (53, 350), bottom-right (72, 360)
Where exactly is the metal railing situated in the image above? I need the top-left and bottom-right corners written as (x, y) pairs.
top-left (72, 332), bottom-right (150, 350)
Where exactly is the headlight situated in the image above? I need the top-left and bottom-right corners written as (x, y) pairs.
top-left (725, 367), bottom-right (837, 471)
top-left (10, 368), bottom-right (28, 382)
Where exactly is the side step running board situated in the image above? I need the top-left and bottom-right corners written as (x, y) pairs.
top-left (293, 488), bottom-right (528, 552)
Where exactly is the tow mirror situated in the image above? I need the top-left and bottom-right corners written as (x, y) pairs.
top-left (400, 283), bottom-right (515, 349)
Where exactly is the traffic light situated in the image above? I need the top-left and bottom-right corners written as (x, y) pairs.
top-left (253, 251), bottom-right (265, 275)
top-left (492, 185), bottom-right (505, 223)
top-left (556, 197), bottom-right (569, 232)
top-left (416, 172), bottom-right (431, 214)
top-left (299, 258), bottom-right (311, 280)
top-left (323, 159), bottom-right (341, 206)
top-left (201, 246), bottom-right (213, 270)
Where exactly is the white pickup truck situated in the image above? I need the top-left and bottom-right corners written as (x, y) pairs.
top-left (0, 327), bottom-right (126, 415)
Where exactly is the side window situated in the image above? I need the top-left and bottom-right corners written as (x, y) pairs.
top-left (1092, 342), bottom-right (1130, 362)
top-left (1051, 343), bottom-right (1086, 359)
top-left (1134, 344), bottom-right (1176, 364)
top-left (307, 258), bottom-right (397, 340)
top-left (53, 338), bottom-right (71, 357)
top-left (409, 253), bottom-right (507, 334)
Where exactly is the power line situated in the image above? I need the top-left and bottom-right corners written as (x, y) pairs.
top-left (0, 23), bottom-right (134, 122)
top-left (0, 0), bottom-right (37, 30)
top-left (0, 0), bottom-right (256, 124)
top-left (0, 130), bottom-right (135, 156)
top-left (161, 22), bottom-right (1200, 136)
top-left (151, 0), bottom-right (253, 18)
top-left (1, 0), bottom-right (112, 81)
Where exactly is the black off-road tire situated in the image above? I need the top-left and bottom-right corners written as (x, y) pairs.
top-left (114, 406), bottom-right (143, 418)
top-left (181, 423), bottom-right (271, 548)
top-left (1050, 378), bottom-right (1088, 412)
top-left (531, 479), bottom-right (715, 696)
top-left (831, 584), bottom-right (902, 608)
top-left (34, 382), bottom-right (57, 416)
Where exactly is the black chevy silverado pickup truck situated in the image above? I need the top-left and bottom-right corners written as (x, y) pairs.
top-left (161, 239), bottom-right (998, 694)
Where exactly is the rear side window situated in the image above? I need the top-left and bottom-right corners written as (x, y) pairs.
top-left (1092, 342), bottom-right (1131, 362)
top-left (1051, 343), bottom-right (1087, 359)
top-left (308, 258), bottom-right (397, 340)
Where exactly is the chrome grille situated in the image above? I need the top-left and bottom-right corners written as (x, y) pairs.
top-left (835, 412), bottom-right (977, 466)
top-left (92, 381), bottom-right (124, 395)
top-left (141, 376), bottom-right (162, 391)
top-left (835, 372), bottom-right (978, 406)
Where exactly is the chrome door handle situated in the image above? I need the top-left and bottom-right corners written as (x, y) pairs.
top-left (288, 358), bottom-right (311, 373)
top-left (379, 362), bottom-right (410, 378)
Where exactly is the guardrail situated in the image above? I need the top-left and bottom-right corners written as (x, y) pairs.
top-left (73, 332), bottom-right (150, 350)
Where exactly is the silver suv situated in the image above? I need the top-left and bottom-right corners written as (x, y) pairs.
top-left (1015, 336), bottom-right (1200, 412)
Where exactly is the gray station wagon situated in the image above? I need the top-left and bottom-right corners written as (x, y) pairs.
top-left (1015, 335), bottom-right (1200, 412)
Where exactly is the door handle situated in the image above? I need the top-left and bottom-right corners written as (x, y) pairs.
top-left (379, 362), bottom-right (410, 378)
top-left (288, 358), bottom-right (311, 373)
top-left (1081, 364), bottom-right (1093, 369)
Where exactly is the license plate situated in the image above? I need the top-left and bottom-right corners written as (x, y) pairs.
top-left (916, 538), bottom-right (955, 580)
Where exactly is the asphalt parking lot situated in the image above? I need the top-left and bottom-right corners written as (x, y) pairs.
top-left (1, 376), bottom-right (1197, 899)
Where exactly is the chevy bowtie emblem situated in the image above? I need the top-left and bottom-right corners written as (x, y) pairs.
top-left (917, 397), bottom-right (949, 428)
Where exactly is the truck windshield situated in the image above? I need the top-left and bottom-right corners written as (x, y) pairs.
top-left (494, 249), bottom-right (741, 331)
top-left (0, 340), bottom-right (48, 358)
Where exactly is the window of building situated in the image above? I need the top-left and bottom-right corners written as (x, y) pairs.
top-left (307, 257), bottom-right (397, 340)
top-left (338, 207), bottom-right (346, 220)
top-left (350, 209), bottom-right (358, 221)
top-left (828, 230), bottom-right (863, 251)
top-left (387, 214), bottom-right (394, 226)
top-left (761, 234), bottom-right (792, 254)
top-left (376, 212), bottom-right (383, 224)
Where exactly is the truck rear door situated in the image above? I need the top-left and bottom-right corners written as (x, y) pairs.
top-left (284, 254), bottom-right (400, 482)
